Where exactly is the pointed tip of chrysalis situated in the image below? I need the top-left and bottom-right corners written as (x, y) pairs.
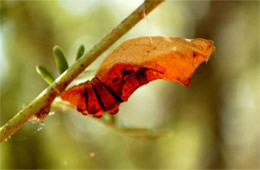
top-left (53, 45), bottom-right (69, 74)
top-left (36, 65), bottom-right (55, 85)
top-left (76, 44), bottom-right (85, 60)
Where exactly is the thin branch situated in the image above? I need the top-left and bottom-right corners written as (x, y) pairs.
top-left (0, 0), bottom-right (164, 143)
top-left (52, 99), bottom-right (170, 139)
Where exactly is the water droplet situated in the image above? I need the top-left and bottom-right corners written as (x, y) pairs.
top-left (49, 111), bottom-right (55, 116)
top-left (89, 152), bottom-right (95, 157)
top-left (37, 127), bottom-right (43, 131)
top-left (37, 122), bottom-right (45, 131)
top-left (3, 136), bottom-right (11, 142)
top-left (30, 117), bottom-right (38, 124)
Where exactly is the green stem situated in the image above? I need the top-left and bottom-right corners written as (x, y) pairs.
top-left (0, 0), bottom-right (164, 143)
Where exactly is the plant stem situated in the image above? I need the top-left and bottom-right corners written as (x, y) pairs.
top-left (0, 0), bottom-right (164, 143)
top-left (52, 99), bottom-right (170, 139)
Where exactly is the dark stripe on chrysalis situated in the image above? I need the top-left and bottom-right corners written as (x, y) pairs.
top-left (96, 78), bottom-right (123, 103)
top-left (91, 83), bottom-right (106, 111)
top-left (83, 83), bottom-right (89, 111)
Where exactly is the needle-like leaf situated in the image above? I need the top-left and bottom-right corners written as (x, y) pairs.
top-left (36, 65), bottom-right (55, 85)
top-left (76, 44), bottom-right (85, 60)
top-left (53, 46), bottom-right (69, 74)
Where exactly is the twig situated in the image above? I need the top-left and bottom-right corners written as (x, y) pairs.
top-left (52, 99), bottom-right (170, 139)
top-left (0, 0), bottom-right (164, 143)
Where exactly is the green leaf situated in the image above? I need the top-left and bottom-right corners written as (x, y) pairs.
top-left (76, 44), bottom-right (85, 60)
top-left (36, 65), bottom-right (55, 85)
top-left (53, 45), bottom-right (69, 74)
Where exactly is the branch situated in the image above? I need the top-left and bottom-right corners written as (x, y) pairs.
top-left (0, 0), bottom-right (164, 143)
top-left (52, 99), bottom-right (170, 139)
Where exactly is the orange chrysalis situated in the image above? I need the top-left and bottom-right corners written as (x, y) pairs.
top-left (60, 36), bottom-right (215, 117)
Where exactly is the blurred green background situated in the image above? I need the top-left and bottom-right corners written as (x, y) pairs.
top-left (0, 0), bottom-right (259, 169)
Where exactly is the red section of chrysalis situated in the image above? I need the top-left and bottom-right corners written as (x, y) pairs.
top-left (60, 83), bottom-right (88, 115)
top-left (84, 82), bottom-right (103, 117)
top-left (91, 78), bottom-right (120, 114)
